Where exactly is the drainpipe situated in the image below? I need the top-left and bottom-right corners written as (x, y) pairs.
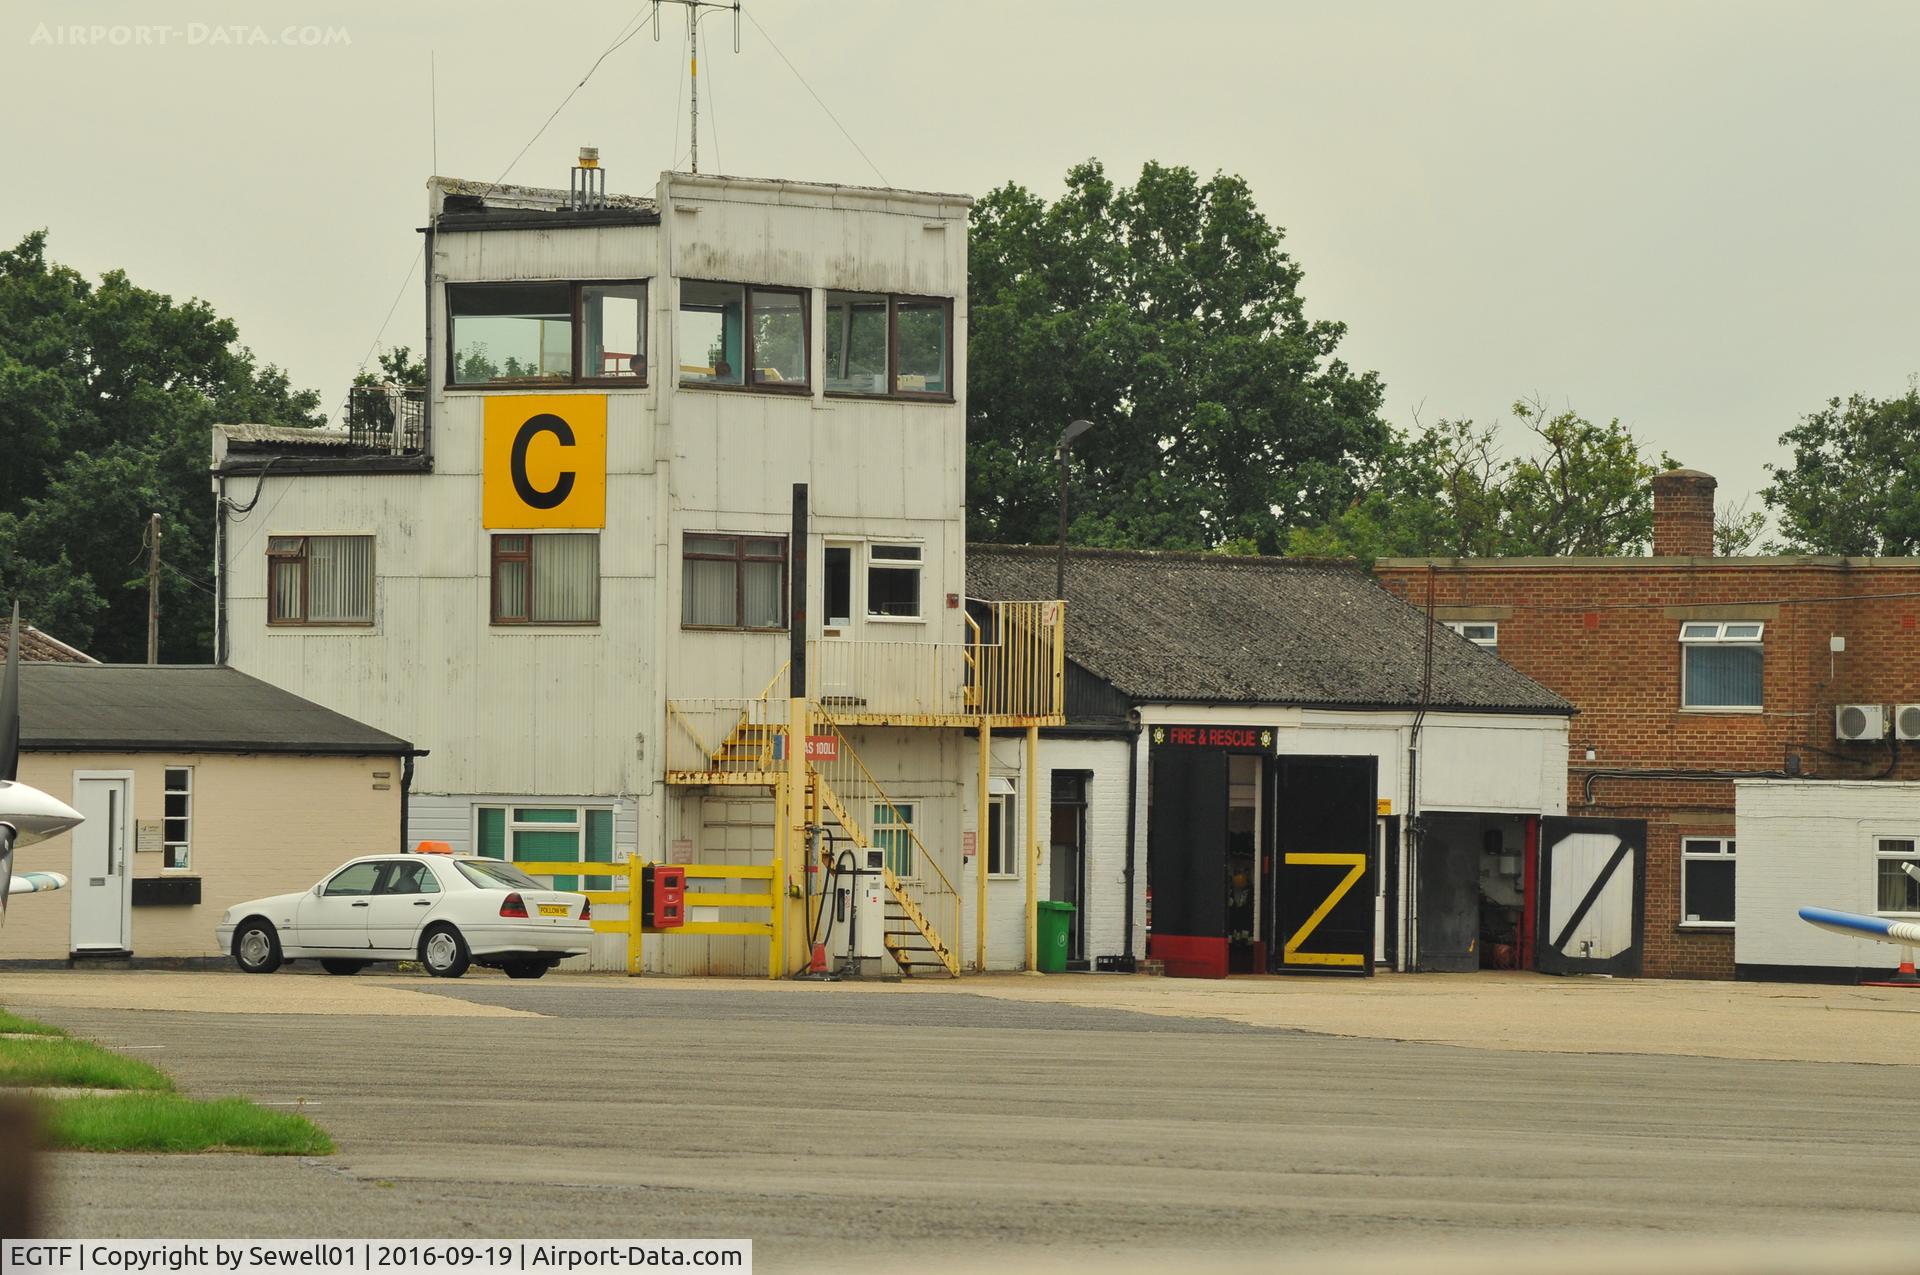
top-left (1404, 563), bottom-right (1437, 972)
top-left (420, 226), bottom-right (435, 462)
top-left (399, 752), bottom-right (415, 853)
top-left (214, 473), bottom-right (228, 665)
top-left (1122, 706), bottom-right (1142, 962)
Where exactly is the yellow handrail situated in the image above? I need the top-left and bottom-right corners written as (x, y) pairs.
top-left (808, 706), bottom-right (960, 903)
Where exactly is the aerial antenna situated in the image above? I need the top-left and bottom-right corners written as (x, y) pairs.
top-left (653, 0), bottom-right (741, 173)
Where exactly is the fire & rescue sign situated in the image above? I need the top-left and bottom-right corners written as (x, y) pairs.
top-left (483, 395), bottom-right (607, 529)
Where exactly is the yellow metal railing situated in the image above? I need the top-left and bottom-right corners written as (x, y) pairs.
top-left (968, 599), bottom-right (1065, 719)
top-left (799, 599), bottom-right (1065, 721)
top-left (665, 695), bottom-right (790, 776)
top-left (512, 857), bottom-right (645, 975)
top-left (807, 707), bottom-right (961, 975)
top-left (513, 857), bottom-right (782, 979)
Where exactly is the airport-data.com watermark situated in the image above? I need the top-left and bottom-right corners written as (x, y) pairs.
top-left (27, 21), bottom-right (351, 48)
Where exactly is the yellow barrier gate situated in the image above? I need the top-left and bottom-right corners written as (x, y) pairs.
top-left (512, 858), bottom-right (782, 978)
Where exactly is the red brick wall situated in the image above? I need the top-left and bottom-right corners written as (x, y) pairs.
top-left (1378, 559), bottom-right (1920, 978)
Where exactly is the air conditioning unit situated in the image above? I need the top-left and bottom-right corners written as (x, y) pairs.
top-left (1836, 704), bottom-right (1889, 741)
top-left (1895, 704), bottom-right (1920, 741)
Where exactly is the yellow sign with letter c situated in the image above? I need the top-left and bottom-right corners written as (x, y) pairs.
top-left (482, 395), bottom-right (607, 529)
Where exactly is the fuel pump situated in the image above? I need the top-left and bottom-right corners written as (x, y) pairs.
top-left (832, 847), bottom-right (888, 975)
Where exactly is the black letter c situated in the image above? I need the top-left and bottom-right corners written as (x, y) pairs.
top-left (510, 414), bottom-right (576, 510)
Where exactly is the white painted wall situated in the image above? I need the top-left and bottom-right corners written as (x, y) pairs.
top-left (1734, 779), bottom-right (1920, 971)
top-left (953, 733), bottom-right (1138, 971)
top-left (1133, 703), bottom-right (1570, 820)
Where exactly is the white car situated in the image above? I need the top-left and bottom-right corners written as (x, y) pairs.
top-left (215, 854), bottom-right (593, 979)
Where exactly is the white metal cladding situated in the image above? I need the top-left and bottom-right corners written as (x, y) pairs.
top-left (223, 471), bottom-right (659, 797)
top-left (1734, 779), bottom-right (1920, 969)
top-left (435, 224), bottom-right (660, 284)
top-left (221, 171), bottom-right (978, 974)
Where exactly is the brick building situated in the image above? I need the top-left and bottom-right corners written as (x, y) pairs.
top-left (1377, 470), bottom-right (1920, 979)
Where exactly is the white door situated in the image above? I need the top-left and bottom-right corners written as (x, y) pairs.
top-left (70, 774), bottom-right (132, 953)
top-left (365, 859), bottom-right (442, 954)
top-left (294, 860), bottom-right (382, 950)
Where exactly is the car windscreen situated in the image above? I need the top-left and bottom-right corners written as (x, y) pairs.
top-left (454, 858), bottom-right (549, 891)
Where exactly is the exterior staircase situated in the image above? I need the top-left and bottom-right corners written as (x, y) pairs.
top-left (708, 717), bottom-right (778, 770)
top-left (807, 730), bottom-right (960, 978)
top-left (661, 680), bottom-right (965, 978)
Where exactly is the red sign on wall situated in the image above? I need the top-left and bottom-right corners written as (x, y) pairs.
top-left (1150, 724), bottom-right (1274, 751)
top-left (772, 734), bottom-right (842, 762)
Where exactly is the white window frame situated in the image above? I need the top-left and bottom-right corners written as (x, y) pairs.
top-left (162, 766), bottom-right (192, 872)
top-left (872, 801), bottom-right (917, 880)
top-left (1874, 837), bottom-right (1920, 917)
top-left (987, 778), bottom-right (1018, 879)
top-left (1444, 620), bottom-right (1497, 648)
top-left (1679, 836), bottom-right (1735, 928)
top-left (1678, 620), bottom-right (1765, 712)
top-left (864, 542), bottom-right (924, 624)
top-left (473, 804), bottom-right (617, 890)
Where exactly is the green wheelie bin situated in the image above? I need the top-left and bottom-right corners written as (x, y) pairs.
top-left (1036, 900), bottom-right (1076, 973)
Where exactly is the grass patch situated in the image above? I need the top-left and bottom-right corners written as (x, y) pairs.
top-left (42, 1093), bottom-right (333, 1155)
top-left (0, 1037), bottom-right (173, 1091)
top-left (0, 1009), bottom-right (69, 1036)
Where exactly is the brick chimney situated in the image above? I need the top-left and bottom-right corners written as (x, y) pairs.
top-left (1651, 469), bottom-right (1717, 557)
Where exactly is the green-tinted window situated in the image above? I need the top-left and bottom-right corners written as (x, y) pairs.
top-left (515, 827), bottom-right (581, 892)
top-left (585, 809), bottom-right (614, 894)
top-left (477, 808), bottom-right (506, 860)
top-left (872, 802), bottom-right (915, 878)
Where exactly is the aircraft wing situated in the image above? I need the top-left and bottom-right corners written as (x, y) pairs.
top-left (5, 871), bottom-right (67, 896)
top-left (1798, 906), bottom-right (1920, 946)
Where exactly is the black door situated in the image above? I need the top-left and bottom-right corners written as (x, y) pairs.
top-left (1536, 816), bottom-right (1646, 975)
top-left (1268, 757), bottom-right (1377, 976)
top-left (1148, 747), bottom-right (1229, 975)
top-left (1049, 772), bottom-right (1088, 961)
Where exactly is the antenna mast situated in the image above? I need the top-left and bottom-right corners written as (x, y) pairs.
top-left (653, 0), bottom-right (741, 174)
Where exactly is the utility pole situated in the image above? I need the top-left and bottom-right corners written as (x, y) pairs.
top-left (145, 512), bottom-right (161, 665)
top-left (1055, 420), bottom-right (1094, 600)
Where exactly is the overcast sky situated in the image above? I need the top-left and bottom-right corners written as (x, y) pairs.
top-left (6, 0), bottom-right (1918, 516)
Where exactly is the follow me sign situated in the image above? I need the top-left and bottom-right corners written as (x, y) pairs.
top-left (483, 395), bottom-right (608, 529)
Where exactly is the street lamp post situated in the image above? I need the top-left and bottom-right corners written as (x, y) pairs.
top-left (1056, 419), bottom-right (1094, 599)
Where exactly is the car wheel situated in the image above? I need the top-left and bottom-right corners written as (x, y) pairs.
top-left (320, 959), bottom-right (369, 976)
top-left (233, 920), bottom-right (282, 974)
top-left (503, 960), bottom-right (551, 980)
top-left (420, 924), bottom-right (470, 979)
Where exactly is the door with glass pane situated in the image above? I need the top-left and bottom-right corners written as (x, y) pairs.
top-left (69, 773), bottom-right (132, 953)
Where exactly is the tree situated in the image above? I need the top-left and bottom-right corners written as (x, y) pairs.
top-left (1714, 497), bottom-right (1767, 556)
top-left (353, 346), bottom-right (427, 388)
top-left (0, 231), bottom-right (322, 661)
top-left (1288, 398), bottom-right (1677, 559)
top-left (966, 160), bottom-right (1390, 553)
top-left (1762, 388), bottom-right (1920, 555)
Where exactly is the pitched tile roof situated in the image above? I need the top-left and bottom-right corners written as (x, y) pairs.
top-left (20, 665), bottom-right (414, 755)
top-left (0, 625), bottom-right (97, 664)
top-left (967, 545), bottom-right (1573, 716)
